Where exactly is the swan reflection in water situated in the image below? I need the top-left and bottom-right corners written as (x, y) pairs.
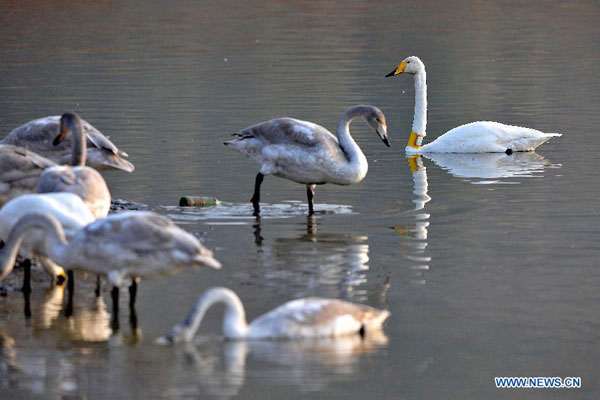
top-left (394, 152), bottom-right (560, 280)
top-left (393, 156), bottom-right (432, 282)
top-left (423, 151), bottom-right (561, 184)
top-left (29, 283), bottom-right (140, 344)
top-left (252, 215), bottom-right (373, 302)
top-left (165, 330), bottom-right (388, 398)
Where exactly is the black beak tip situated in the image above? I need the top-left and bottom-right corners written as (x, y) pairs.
top-left (52, 135), bottom-right (62, 146)
top-left (385, 71), bottom-right (395, 78)
top-left (383, 137), bottom-right (391, 147)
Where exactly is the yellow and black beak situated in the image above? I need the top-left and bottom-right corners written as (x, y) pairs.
top-left (385, 60), bottom-right (408, 77)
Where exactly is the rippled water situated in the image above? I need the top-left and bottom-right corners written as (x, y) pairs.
top-left (1, 1), bottom-right (600, 399)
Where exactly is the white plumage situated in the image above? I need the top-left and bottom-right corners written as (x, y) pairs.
top-left (166, 287), bottom-right (390, 342)
top-left (386, 56), bottom-right (561, 153)
top-left (0, 193), bottom-right (95, 281)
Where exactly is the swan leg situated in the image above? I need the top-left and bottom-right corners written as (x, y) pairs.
top-left (306, 184), bottom-right (316, 215)
top-left (21, 259), bottom-right (32, 295)
top-left (67, 270), bottom-right (74, 295)
top-left (251, 173), bottom-right (264, 214)
top-left (23, 287), bottom-right (31, 319)
top-left (94, 275), bottom-right (101, 297)
top-left (65, 270), bottom-right (75, 317)
top-left (111, 286), bottom-right (120, 331)
top-left (128, 278), bottom-right (138, 309)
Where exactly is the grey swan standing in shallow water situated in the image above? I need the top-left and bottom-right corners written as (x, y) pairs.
top-left (225, 105), bottom-right (390, 215)
top-left (385, 56), bottom-right (561, 154)
top-left (0, 212), bottom-right (221, 310)
top-left (36, 113), bottom-right (111, 219)
top-left (2, 114), bottom-right (134, 172)
top-left (165, 287), bottom-right (390, 342)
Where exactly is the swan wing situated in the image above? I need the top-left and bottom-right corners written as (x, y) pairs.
top-left (425, 121), bottom-right (561, 153)
top-left (79, 212), bottom-right (216, 267)
top-left (249, 298), bottom-right (390, 338)
top-left (235, 118), bottom-right (339, 149)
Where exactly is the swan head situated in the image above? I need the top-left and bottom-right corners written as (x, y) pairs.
top-left (364, 107), bottom-right (390, 147)
top-left (385, 56), bottom-right (424, 77)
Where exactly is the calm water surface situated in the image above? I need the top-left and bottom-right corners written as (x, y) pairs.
top-left (1, 1), bottom-right (599, 399)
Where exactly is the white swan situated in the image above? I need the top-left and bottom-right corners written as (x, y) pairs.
top-left (166, 287), bottom-right (389, 342)
top-left (0, 144), bottom-right (57, 205)
top-left (0, 211), bottom-right (221, 306)
top-left (225, 105), bottom-right (389, 214)
top-left (2, 114), bottom-right (134, 172)
top-left (386, 56), bottom-right (561, 153)
top-left (0, 193), bottom-right (95, 284)
top-left (36, 113), bottom-right (111, 219)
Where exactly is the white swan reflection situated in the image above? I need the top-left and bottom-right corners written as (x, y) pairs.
top-left (394, 152), bottom-right (560, 279)
top-left (168, 330), bottom-right (388, 398)
top-left (393, 156), bottom-right (432, 281)
top-left (423, 152), bottom-right (561, 184)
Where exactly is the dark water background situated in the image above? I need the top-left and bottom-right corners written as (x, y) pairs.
top-left (1, 1), bottom-right (599, 399)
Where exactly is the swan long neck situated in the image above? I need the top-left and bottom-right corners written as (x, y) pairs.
top-left (0, 213), bottom-right (68, 281)
top-left (70, 117), bottom-right (86, 167)
top-left (336, 107), bottom-right (368, 174)
top-left (412, 69), bottom-right (427, 138)
top-left (169, 287), bottom-right (249, 342)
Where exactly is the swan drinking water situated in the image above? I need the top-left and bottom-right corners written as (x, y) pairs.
top-left (225, 105), bottom-right (389, 215)
top-left (385, 56), bottom-right (561, 153)
top-left (166, 287), bottom-right (390, 342)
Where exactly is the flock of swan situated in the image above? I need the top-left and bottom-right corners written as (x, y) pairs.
top-left (0, 56), bottom-right (560, 342)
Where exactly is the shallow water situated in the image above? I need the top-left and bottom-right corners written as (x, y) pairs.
top-left (1, 1), bottom-right (600, 399)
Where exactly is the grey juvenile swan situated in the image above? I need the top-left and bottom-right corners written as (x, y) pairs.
top-left (166, 287), bottom-right (390, 342)
top-left (0, 212), bottom-right (221, 307)
top-left (2, 114), bottom-right (134, 172)
top-left (225, 105), bottom-right (389, 215)
top-left (36, 113), bottom-right (111, 219)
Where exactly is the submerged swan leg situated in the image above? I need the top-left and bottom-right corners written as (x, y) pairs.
top-left (306, 184), bottom-right (316, 215)
top-left (94, 275), bottom-right (101, 297)
top-left (111, 286), bottom-right (120, 331)
top-left (21, 259), bottom-right (32, 294)
top-left (23, 288), bottom-right (32, 318)
top-left (65, 270), bottom-right (74, 317)
top-left (251, 173), bottom-right (264, 215)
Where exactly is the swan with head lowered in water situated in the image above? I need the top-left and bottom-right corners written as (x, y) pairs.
top-left (225, 105), bottom-right (390, 215)
top-left (385, 56), bottom-right (561, 154)
top-left (165, 287), bottom-right (390, 342)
